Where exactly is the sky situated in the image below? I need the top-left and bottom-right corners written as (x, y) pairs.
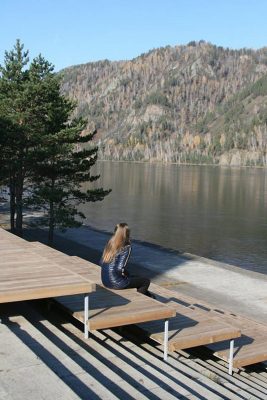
top-left (1, 0), bottom-right (267, 71)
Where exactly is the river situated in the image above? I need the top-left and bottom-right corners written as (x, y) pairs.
top-left (80, 161), bottom-right (267, 274)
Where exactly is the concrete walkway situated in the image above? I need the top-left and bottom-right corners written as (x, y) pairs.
top-left (1, 300), bottom-right (267, 400)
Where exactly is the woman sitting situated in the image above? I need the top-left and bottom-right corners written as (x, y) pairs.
top-left (100, 222), bottom-right (154, 297)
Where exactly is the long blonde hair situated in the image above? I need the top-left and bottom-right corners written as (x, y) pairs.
top-left (102, 223), bottom-right (130, 263)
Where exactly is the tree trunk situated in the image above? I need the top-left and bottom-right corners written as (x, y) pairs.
top-left (15, 162), bottom-right (25, 237)
top-left (48, 199), bottom-right (54, 246)
top-left (9, 177), bottom-right (16, 233)
top-left (15, 185), bottom-right (23, 237)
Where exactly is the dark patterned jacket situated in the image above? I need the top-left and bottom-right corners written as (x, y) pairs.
top-left (101, 245), bottom-right (131, 289)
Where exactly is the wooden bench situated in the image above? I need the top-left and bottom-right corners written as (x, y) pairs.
top-left (137, 296), bottom-right (241, 374)
top-left (148, 284), bottom-right (267, 371)
top-left (209, 314), bottom-right (267, 369)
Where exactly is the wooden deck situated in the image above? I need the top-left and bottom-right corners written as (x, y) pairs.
top-left (56, 288), bottom-right (176, 330)
top-left (2, 228), bottom-right (267, 371)
top-left (137, 299), bottom-right (241, 352)
top-left (26, 241), bottom-right (176, 330)
top-left (148, 284), bottom-right (267, 369)
top-left (0, 228), bottom-right (95, 303)
top-left (0, 230), bottom-right (176, 360)
top-left (21, 240), bottom-right (242, 371)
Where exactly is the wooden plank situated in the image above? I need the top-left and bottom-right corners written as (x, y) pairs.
top-left (215, 342), bottom-right (267, 369)
top-left (210, 334), bottom-right (267, 368)
top-left (0, 281), bottom-right (94, 303)
top-left (28, 245), bottom-right (99, 278)
top-left (0, 272), bottom-right (86, 285)
top-left (0, 261), bottom-right (56, 270)
top-left (0, 252), bottom-right (50, 262)
top-left (0, 241), bottom-right (33, 247)
top-left (0, 269), bottom-right (72, 280)
top-left (0, 247), bottom-right (34, 254)
top-left (138, 314), bottom-right (240, 351)
top-left (90, 309), bottom-right (174, 331)
top-left (0, 276), bottom-right (95, 293)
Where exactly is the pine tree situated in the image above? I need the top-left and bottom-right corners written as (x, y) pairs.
top-left (29, 124), bottom-right (111, 245)
top-left (0, 40), bottom-right (110, 241)
top-left (0, 41), bottom-right (58, 235)
top-left (0, 40), bottom-right (30, 234)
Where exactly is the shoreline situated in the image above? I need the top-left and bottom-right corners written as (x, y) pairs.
top-left (1, 200), bottom-right (267, 281)
top-left (66, 223), bottom-right (267, 282)
top-left (97, 158), bottom-right (267, 169)
top-left (1, 199), bottom-right (267, 281)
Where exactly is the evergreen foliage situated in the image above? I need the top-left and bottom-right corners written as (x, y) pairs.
top-left (0, 40), bottom-right (110, 243)
top-left (0, 40), bottom-right (32, 234)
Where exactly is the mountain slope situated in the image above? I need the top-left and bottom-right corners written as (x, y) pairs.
top-left (61, 41), bottom-right (267, 165)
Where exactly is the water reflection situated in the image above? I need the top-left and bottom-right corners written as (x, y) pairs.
top-left (80, 162), bottom-right (267, 273)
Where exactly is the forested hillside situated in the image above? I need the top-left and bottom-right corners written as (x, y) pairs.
top-left (61, 41), bottom-right (267, 166)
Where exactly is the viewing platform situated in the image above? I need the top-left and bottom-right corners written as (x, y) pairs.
top-left (1, 224), bottom-right (267, 398)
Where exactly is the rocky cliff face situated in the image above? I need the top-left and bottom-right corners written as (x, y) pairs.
top-left (61, 41), bottom-right (267, 166)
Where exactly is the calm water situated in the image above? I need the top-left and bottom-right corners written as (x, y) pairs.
top-left (80, 161), bottom-right (267, 274)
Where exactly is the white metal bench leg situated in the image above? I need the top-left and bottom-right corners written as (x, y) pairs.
top-left (164, 319), bottom-right (169, 361)
top-left (228, 339), bottom-right (234, 375)
top-left (84, 294), bottom-right (89, 339)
